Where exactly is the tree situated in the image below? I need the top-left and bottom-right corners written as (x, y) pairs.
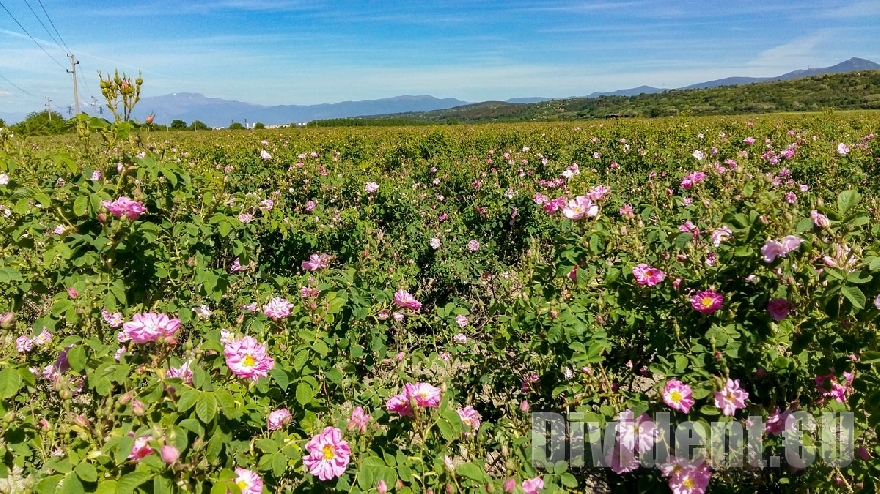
top-left (0, 118), bottom-right (6, 128)
top-left (189, 120), bottom-right (208, 131)
top-left (11, 111), bottom-right (68, 136)
top-left (254, 122), bottom-right (265, 129)
top-left (170, 119), bottom-right (188, 130)
top-left (229, 122), bottom-right (244, 130)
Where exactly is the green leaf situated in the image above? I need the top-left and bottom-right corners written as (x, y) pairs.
top-left (454, 462), bottom-right (487, 482)
top-left (94, 480), bottom-right (117, 494)
top-left (270, 367), bottom-right (289, 390)
top-left (177, 388), bottom-right (199, 413)
top-left (196, 392), bottom-right (218, 423)
top-left (36, 474), bottom-right (64, 494)
top-left (838, 189), bottom-right (861, 216)
top-left (60, 473), bottom-right (85, 494)
top-left (0, 368), bottom-right (22, 399)
top-left (296, 382), bottom-right (315, 406)
top-left (0, 267), bottom-right (23, 283)
top-left (73, 195), bottom-right (89, 217)
top-left (66, 345), bottom-right (87, 373)
top-left (795, 217), bottom-right (814, 232)
top-left (116, 472), bottom-right (152, 494)
top-left (74, 462), bottom-right (98, 483)
top-left (841, 285), bottom-right (866, 310)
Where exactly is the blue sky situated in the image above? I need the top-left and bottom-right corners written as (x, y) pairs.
top-left (1, 0), bottom-right (879, 116)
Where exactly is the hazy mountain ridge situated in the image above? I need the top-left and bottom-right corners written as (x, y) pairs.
top-left (4, 58), bottom-right (877, 126)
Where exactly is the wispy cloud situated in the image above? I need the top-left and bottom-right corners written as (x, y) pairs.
top-left (746, 31), bottom-right (835, 70)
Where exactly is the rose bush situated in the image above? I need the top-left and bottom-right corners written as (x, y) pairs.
top-left (0, 107), bottom-right (878, 493)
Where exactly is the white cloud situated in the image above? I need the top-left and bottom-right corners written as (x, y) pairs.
top-left (746, 31), bottom-right (835, 71)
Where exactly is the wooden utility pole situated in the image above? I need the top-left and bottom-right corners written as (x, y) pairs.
top-left (45, 97), bottom-right (52, 121)
top-left (67, 54), bottom-right (80, 115)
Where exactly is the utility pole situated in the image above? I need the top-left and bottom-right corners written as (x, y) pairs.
top-left (67, 106), bottom-right (73, 116)
top-left (67, 54), bottom-right (80, 115)
top-left (45, 97), bottom-right (52, 121)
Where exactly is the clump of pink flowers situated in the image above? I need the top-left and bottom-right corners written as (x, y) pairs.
top-left (223, 335), bottom-right (275, 381)
top-left (761, 235), bottom-right (803, 263)
top-left (262, 297), bottom-right (294, 320)
top-left (301, 253), bottom-right (330, 271)
top-left (632, 263), bottom-right (666, 287)
top-left (348, 406), bottom-right (371, 433)
top-left (680, 171), bottom-right (706, 189)
top-left (122, 313), bottom-right (181, 344)
top-left (691, 290), bottom-right (724, 314)
top-left (303, 427), bottom-right (351, 481)
top-left (102, 197), bottom-right (146, 220)
top-left (457, 406), bottom-right (482, 435)
top-left (386, 382), bottom-right (442, 417)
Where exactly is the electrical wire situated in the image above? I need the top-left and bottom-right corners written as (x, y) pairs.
top-left (35, 0), bottom-right (69, 52)
top-left (0, 0), bottom-right (66, 69)
top-left (21, 0), bottom-right (61, 50)
top-left (0, 70), bottom-right (40, 99)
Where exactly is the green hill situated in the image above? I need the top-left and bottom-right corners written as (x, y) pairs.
top-left (312, 70), bottom-right (880, 125)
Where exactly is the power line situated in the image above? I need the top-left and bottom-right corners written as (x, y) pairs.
top-left (0, 70), bottom-right (39, 99)
top-left (35, 0), bottom-right (69, 52)
top-left (21, 0), bottom-right (62, 50)
top-left (0, 0), bottom-right (66, 69)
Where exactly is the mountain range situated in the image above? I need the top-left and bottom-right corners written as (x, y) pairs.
top-left (2, 58), bottom-right (877, 127)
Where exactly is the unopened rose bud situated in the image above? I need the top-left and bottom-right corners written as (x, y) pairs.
top-left (59, 389), bottom-right (72, 400)
top-left (132, 400), bottom-right (145, 416)
top-left (756, 367), bottom-right (766, 378)
top-left (549, 309), bottom-right (558, 319)
top-left (377, 480), bottom-right (388, 494)
top-left (160, 445), bottom-right (180, 464)
top-left (119, 392), bottom-right (133, 405)
top-left (503, 478), bottom-right (516, 493)
top-left (97, 213), bottom-right (107, 223)
top-left (145, 115), bottom-right (154, 125)
top-left (73, 414), bottom-right (89, 429)
top-left (67, 287), bottom-right (78, 299)
top-left (520, 400), bottom-right (529, 413)
top-left (714, 351), bottom-right (723, 360)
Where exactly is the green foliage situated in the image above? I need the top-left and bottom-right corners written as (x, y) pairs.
top-left (170, 119), bottom-right (188, 130)
top-left (10, 111), bottom-right (69, 136)
top-left (0, 111), bottom-right (878, 493)
top-left (229, 122), bottom-right (244, 130)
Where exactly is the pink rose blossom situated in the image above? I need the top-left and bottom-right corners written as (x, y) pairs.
top-left (767, 298), bottom-right (792, 321)
top-left (714, 378), bottom-right (748, 416)
top-left (122, 313), bottom-right (181, 344)
top-left (348, 406), bottom-right (370, 433)
top-left (663, 380), bottom-right (695, 413)
top-left (166, 360), bottom-right (194, 384)
top-left (393, 289), bottom-right (422, 311)
top-left (223, 335), bottom-right (275, 381)
top-left (303, 427), bottom-right (351, 481)
top-left (262, 297), bottom-right (294, 320)
top-left (128, 435), bottom-right (153, 461)
top-left (811, 210), bottom-right (830, 228)
top-left (632, 263), bottom-right (666, 287)
top-left (562, 196), bottom-right (598, 220)
top-left (616, 409), bottom-right (656, 454)
top-left (102, 196), bottom-right (146, 220)
top-left (301, 253), bottom-right (330, 271)
top-left (268, 408), bottom-right (292, 431)
top-left (691, 290), bottom-right (723, 314)
top-left (467, 239), bottom-right (480, 252)
top-left (386, 382), bottom-right (442, 416)
top-left (160, 445), bottom-right (179, 464)
top-left (233, 468), bottom-right (264, 494)
top-left (365, 182), bottom-right (379, 193)
top-left (521, 477), bottom-right (544, 494)
top-left (457, 406), bottom-right (482, 435)
top-left (455, 315), bottom-right (468, 328)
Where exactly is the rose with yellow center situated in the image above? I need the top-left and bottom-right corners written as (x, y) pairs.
top-left (669, 390), bottom-right (682, 403)
top-left (242, 354), bottom-right (255, 367)
top-left (322, 444), bottom-right (336, 460)
top-left (701, 297), bottom-right (714, 308)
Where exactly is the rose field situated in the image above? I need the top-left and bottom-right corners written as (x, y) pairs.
top-left (1, 109), bottom-right (880, 493)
